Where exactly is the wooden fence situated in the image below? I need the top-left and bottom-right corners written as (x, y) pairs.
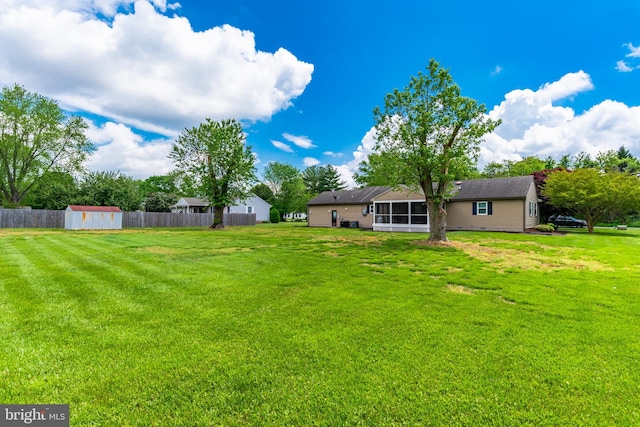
top-left (122, 212), bottom-right (256, 228)
top-left (0, 209), bottom-right (64, 228)
top-left (0, 209), bottom-right (256, 229)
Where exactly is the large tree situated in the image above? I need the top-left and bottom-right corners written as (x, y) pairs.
top-left (169, 118), bottom-right (256, 228)
top-left (251, 183), bottom-right (275, 205)
top-left (24, 171), bottom-right (79, 210)
top-left (373, 59), bottom-right (500, 242)
top-left (482, 156), bottom-right (546, 178)
top-left (543, 168), bottom-right (640, 232)
top-left (139, 173), bottom-right (180, 196)
top-left (77, 171), bottom-right (144, 211)
top-left (354, 151), bottom-right (404, 187)
top-left (0, 84), bottom-right (93, 206)
top-left (263, 162), bottom-right (306, 217)
top-left (302, 164), bottom-right (347, 195)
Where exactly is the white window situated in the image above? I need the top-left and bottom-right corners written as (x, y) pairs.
top-left (247, 206), bottom-right (253, 214)
top-left (477, 201), bottom-right (488, 215)
top-left (528, 201), bottom-right (538, 217)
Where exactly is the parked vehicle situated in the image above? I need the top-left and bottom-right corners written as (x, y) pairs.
top-left (549, 215), bottom-right (587, 228)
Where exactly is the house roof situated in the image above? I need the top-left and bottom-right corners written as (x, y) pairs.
top-left (307, 176), bottom-right (534, 206)
top-left (307, 186), bottom-right (391, 206)
top-left (449, 176), bottom-right (534, 201)
top-left (172, 197), bottom-right (209, 208)
top-left (66, 205), bottom-right (122, 212)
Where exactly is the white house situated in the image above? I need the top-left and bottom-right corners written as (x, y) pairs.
top-left (226, 194), bottom-right (271, 222)
top-left (284, 212), bottom-right (308, 221)
top-left (171, 194), bottom-right (271, 222)
top-left (170, 198), bottom-right (211, 214)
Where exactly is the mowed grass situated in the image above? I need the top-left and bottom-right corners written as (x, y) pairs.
top-left (1, 224), bottom-right (640, 426)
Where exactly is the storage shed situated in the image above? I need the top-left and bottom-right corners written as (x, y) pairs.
top-left (65, 205), bottom-right (123, 230)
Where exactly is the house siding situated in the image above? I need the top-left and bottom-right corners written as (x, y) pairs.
top-left (374, 188), bottom-right (425, 201)
top-left (524, 182), bottom-right (539, 229)
top-left (307, 204), bottom-right (373, 228)
top-left (227, 195), bottom-right (271, 222)
top-left (446, 199), bottom-right (525, 232)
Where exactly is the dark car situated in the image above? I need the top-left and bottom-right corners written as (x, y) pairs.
top-left (549, 215), bottom-right (587, 228)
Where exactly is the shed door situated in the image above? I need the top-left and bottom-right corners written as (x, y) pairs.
top-left (331, 210), bottom-right (337, 227)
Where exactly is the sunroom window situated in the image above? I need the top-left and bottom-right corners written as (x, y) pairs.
top-left (375, 203), bottom-right (390, 223)
top-left (392, 202), bottom-right (409, 224)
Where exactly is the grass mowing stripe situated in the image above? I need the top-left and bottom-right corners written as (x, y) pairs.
top-left (2, 225), bottom-right (640, 424)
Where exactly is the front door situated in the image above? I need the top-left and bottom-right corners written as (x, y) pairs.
top-left (331, 210), bottom-right (337, 227)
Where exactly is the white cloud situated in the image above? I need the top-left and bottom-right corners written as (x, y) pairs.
top-left (85, 121), bottom-right (173, 178)
top-left (338, 71), bottom-right (640, 186)
top-left (624, 42), bottom-right (640, 58)
top-left (616, 61), bottom-right (634, 72)
top-left (0, 1), bottom-right (314, 135)
top-left (323, 151), bottom-right (343, 158)
top-left (617, 43), bottom-right (640, 72)
top-left (335, 126), bottom-right (378, 189)
top-left (271, 140), bottom-right (294, 153)
top-left (283, 132), bottom-right (315, 149)
top-left (303, 157), bottom-right (320, 167)
top-left (491, 65), bottom-right (503, 76)
top-left (481, 72), bottom-right (640, 166)
top-left (488, 71), bottom-right (593, 141)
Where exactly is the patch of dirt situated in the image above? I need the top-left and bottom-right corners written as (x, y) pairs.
top-left (141, 246), bottom-right (182, 255)
top-left (524, 228), bottom-right (566, 236)
top-left (412, 240), bottom-right (454, 248)
top-left (450, 241), bottom-right (611, 272)
top-left (447, 284), bottom-right (474, 295)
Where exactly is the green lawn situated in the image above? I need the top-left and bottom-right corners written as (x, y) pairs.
top-left (1, 224), bottom-right (640, 426)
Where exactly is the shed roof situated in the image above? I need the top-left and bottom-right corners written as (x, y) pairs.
top-left (66, 205), bottom-right (122, 212)
top-left (307, 186), bottom-right (391, 206)
top-left (449, 176), bottom-right (534, 201)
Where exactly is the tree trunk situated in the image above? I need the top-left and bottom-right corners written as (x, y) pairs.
top-left (427, 199), bottom-right (448, 243)
top-left (211, 205), bottom-right (225, 229)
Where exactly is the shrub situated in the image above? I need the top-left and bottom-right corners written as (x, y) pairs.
top-left (270, 208), bottom-right (280, 223)
top-left (535, 224), bottom-right (556, 232)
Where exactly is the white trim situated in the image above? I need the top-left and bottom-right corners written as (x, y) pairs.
top-left (372, 200), bottom-right (430, 232)
top-left (477, 201), bottom-right (488, 215)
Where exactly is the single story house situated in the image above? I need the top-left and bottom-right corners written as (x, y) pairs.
top-left (226, 194), bottom-right (271, 222)
top-left (170, 194), bottom-right (271, 222)
top-left (307, 186), bottom-right (391, 229)
top-left (65, 205), bottom-right (123, 230)
top-left (306, 176), bottom-right (539, 233)
top-left (445, 175), bottom-right (539, 232)
top-left (284, 212), bottom-right (308, 221)
top-left (171, 197), bottom-right (211, 214)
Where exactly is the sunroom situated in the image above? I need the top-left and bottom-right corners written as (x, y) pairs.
top-left (372, 199), bottom-right (430, 232)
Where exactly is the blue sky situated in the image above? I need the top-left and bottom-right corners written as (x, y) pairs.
top-left (1, 1), bottom-right (639, 187)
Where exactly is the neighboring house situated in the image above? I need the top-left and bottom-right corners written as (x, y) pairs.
top-left (171, 197), bottom-right (212, 214)
top-left (307, 176), bottom-right (540, 233)
top-left (284, 212), bottom-right (307, 221)
top-left (171, 195), bottom-right (271, 222)
top-left (226, 194), bottom-right (271, 222)
top-left (307, 186), bottom-right (391, 229)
